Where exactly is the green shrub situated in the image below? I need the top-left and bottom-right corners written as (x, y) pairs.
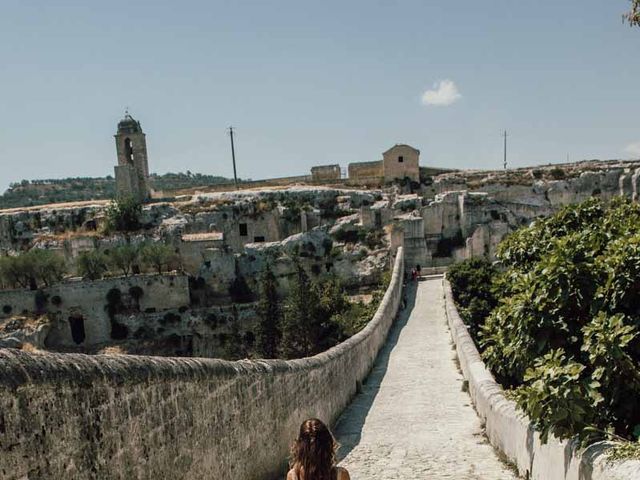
top-left (104, 197), bottom-right (142, 233)
top-left (107, 244), bottom-right (139, 276)
top-left (549, 167), bottom-right (566, 180)
top-left (140, 242), bottom-right (176, 274)
top-left (0, 249), bottom-right (66, 289)
top-left (332, 227), bottom-right (366, 244)
top-left (447, 258), bottom-right (497, 338)
top-left (467, 197), bottom-right (640, 443)
top-left (77, 250), bottom-right (108, 280)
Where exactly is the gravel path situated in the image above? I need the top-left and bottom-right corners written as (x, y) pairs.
top-left (334, 276), bottom-right (518, 479)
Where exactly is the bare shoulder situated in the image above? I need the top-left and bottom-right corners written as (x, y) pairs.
top-left (335, 466), bottom-right (351, 480)
top-left (286, 469), bottom-right (297, 480)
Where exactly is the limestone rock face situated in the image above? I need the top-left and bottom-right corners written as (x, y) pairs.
top-left (329, 214), bottom-right (361, 235)
top-left (333, 247), bottom-right (388, 286)
top-left (0, 318), bottom-right (51, 350)
top-left (392, 194), bottom-right (420, 211)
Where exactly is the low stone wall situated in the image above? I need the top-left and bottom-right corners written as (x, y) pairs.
top-left (442, 278), bottom-right (640, 480)
top-left (0, 248), bottom-right (404, 480)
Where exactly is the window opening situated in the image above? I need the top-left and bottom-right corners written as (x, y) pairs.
top-left (124, 138), bottom-right (134, 164)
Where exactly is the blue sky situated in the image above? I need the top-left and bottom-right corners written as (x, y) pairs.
top-left (0, 1), bottom-right (639, 193)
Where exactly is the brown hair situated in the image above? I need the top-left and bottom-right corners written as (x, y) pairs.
top-left (290, 418), bottom-right (339, 480)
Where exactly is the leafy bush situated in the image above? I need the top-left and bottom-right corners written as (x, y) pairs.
top-left (459, 198), bottom-right (640, 443)
top-left (447, 258), bottom-right (497, 338)
top-left (549, 167), bottom-right (566, 180)
top-left (140, 242), bottom-right (176, 274)
top-left (107, 244), bottom-right (139, 276)
top-left (76, 250), bottom-right (108, 280)
top-left (0, 249), bottom-right (66, 289)
top-left (332, 227), bottom-right (366, 244)
top-left (104, 197), bottom-right (142, 233)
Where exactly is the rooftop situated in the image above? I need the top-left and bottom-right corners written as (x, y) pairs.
top-left (117, 114), bottom-right (143, 135)
top-left (181, 232), bottom-right (224, 242)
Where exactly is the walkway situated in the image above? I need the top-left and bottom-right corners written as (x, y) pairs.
top-left (334, 276), bottom-right (518, 479)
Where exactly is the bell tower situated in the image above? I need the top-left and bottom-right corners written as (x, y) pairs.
top-left (114, 111), bottom-right (150, 202)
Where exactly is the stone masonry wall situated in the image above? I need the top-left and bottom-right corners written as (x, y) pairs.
top-left (347, 160), bottom-right (383, 184)
top-left (0, 274), bottom-right (190, 347)
top-left (0, 248), bottom-right (404, 480)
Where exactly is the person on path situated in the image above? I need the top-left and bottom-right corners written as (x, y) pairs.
top-left (411, 268), bottom-right (417, 281)
top-left (287, 418), bottom-right (350, 480)
top-left (415, 263), bottom-right (421, 278)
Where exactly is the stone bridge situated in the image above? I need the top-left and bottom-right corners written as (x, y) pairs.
top-left (334, 277), bottom-right (516, 478)
top-left (1, 248), bottom-right (639, 479)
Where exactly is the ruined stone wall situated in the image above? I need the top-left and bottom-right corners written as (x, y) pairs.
top-left (0, 274), bottom-right (190, 347)
top-left (311, 164), bottom-right (341, 182)
top-left (348, 160), bottom-right (383, 184)
top-left (0, 248), bottom-right (404, 480)
top-left (116, 302), bottom-right (260, 357)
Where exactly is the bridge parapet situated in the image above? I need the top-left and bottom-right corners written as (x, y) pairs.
top-left (0, 249), bottom-right (404, 480)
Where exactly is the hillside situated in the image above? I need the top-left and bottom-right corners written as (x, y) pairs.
top-left (0, 172), bottom-right (236, 209)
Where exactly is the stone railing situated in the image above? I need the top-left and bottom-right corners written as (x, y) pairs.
top-left (0, 248), bottom-right (404, 480)
top-left (443, 278), bottom-right (640, 480)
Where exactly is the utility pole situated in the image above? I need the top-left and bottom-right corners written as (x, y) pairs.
top-left (228, 126), bottom-right (238, 189)
top-left (502, 130), bottom-right (508, 170)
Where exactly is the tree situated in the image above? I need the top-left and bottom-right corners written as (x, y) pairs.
top-left (108, 244), bottom-right (139, 276)
top-left (281, 264), bottom-right (321, 358)
top-left (625, 0), bottom-right (640, 26)
top-left (256, 265), bottom-right (282, 358)
top-left (0, 254), bottom-right (33, 288)
top-left (141, 242), bottom-right (175, 274)
top-left (31, 250), bottom-right (66, 287)
top-left (76, 250), bottom-right (108, 280)
top-left (104, 197), bottom-right (142, 233)
top-left (0, 250), bottom-right (66, 289)
top-left (228, 275), bottom-right (253, 303)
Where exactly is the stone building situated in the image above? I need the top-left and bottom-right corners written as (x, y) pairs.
top-left (382, 144), bottom-right (420, 182)
top-left (311, 164), bottom-right (341, 182)
top-left (347, 144), bottom-right (420, 184)
top-left (114, 113), bottom-right (150, 202)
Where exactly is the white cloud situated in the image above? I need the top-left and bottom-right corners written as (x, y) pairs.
top-left (624, 142), bottom-right (640, 158)
top-left (421, 79), bottom-right (462, 106)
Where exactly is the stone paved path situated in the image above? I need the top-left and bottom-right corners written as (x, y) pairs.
top-left (334, 276), bottom-right (518, 479)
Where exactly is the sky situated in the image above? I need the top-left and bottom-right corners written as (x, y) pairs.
top-left (0, 1), bottom-right (639, 193)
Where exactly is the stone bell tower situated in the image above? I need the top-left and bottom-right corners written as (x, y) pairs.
top-left (114, 111), bottom-right (150, 202)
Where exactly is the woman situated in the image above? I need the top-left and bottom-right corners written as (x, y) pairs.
top-left (287, 418), bottom-right (351, 480)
